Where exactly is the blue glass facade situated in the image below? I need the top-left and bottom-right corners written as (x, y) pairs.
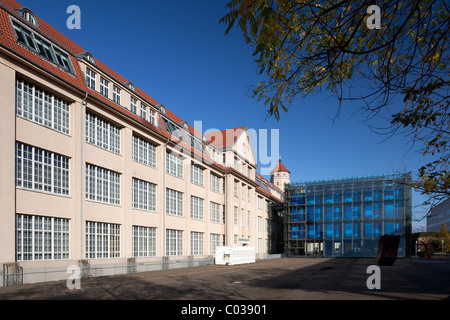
top-left (285, 173), bottom-right (412, 257)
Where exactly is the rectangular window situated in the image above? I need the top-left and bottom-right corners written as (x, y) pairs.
top-left (130, 97), bottom-right (137, 115)
top-left (234, 206), bottom-right (238, 225)
top-left (210, 202), bottom-right (221, 223)
top-left (191, 196), bottom-right (204, 220)
top-left (85, 221), bottom-right (120, 259)
top-left (16, 214), bottom-right (69, 261)
top-left (258, 216), bottom-right (263, 231)
top-left (86, 68), bottom-right (96, 90)
top-left (148, 109), bottom-right (156, 125)
top-left (210, 234), bottom-right (221, 255)
top-left (16, 142), bottom-right (69, 195)
top-left (166, 151), bottom-right (183, 178)
top-left (86, 112), bottom-right (121, 154)
top-left (191, 232), bottom-right (204, 256)
top-left (166, 188), bottom-right (183, 216)
top-left (16, 78), bottom-right (70, 134)
top-left (132, 135), bottom-right (157, 168)
top-left (364, 223), bottom-right (373, 237)
top-left (113, 85), bottom-right (121, 105)
top-left (100, 77), bottom-right (109, 97)
top-left (85, 164), bottom-right (120, 205)
top-left (191, 164), bottom-right (204, 186)
top-left (132, 226), bottom-right (156, 257)
top-left (166, 229), bottom-right (183, 256)
top-left (132, 178), bottom-right (157, 212)
top-left (140, 103), bottom-right (147, 120)
top-left (234, 180), bottom-right (238, 197)
top-left (210, 173), bottom-right (222, 193)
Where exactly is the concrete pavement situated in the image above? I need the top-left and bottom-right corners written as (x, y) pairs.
top-left (0, 257), bottom-right (448, 300)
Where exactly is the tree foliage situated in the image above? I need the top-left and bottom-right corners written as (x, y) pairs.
top-left (220, 0), bottom-right (449, 209)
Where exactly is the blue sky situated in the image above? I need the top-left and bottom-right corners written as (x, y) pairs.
top-left (19, 0), bottom-right (431, 227)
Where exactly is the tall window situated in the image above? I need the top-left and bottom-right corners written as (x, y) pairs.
top-left (140, 103), bottom-right (147, 120)
top-left (85, 164), bottom-right (120, 205)
top-left (16, 214), bottom-right (69, 261)
top-left (132, 226), bottom-right (156, 257)
top-left (166, 229), bottom-right (183, 256)
top-left (100, 77), bottom-right (109, 97)
top-left (132, 178), bottom-right (157, 212)
top-left (16, 142), bottom-right (69, 195)
top-left (210, 173), bottom-right (222, 193)
top-left (16, 78), bottom-right (70, 134)
top-left (234, 207), bottom-right (238, 225)
top-left (86, 68), bottom-right (96, 90)
top-left (113, 85), bottom-right (121, 105)
top-left (85, 221), bottom-right (120, 259)
top-left (191, 164), bottom-right (204, 186)
top-left (130, 97), bottom-right (137, 114)
top-left (210, 234), bottom-right (221, 255)
top-left (132, 135), bottom-right (157, 168)
top-left (166, 188), bottom-right (183, 216)
top-left (191, 232), bottom-right (204, 256)
top-left (191, 196), bottom-right (204, 220)
top-left (148, 109), bottom-right (156, 125)
top-left (86, 112), bottom-right (121, 154)
top-left (210, 202), bottom-right (221, 223)
top-left (166, 151), bottom-right (183, 178)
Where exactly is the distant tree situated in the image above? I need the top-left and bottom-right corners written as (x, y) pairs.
top-left (220, 0), bottom-right (449, 210)
top-left (438, 222), bottom-right (450, 252)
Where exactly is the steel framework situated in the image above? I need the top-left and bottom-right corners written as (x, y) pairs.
top-left (284, 173), bottom-right (412, 257)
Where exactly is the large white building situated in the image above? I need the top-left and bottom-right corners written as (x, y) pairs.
top-left (0, 0), bottom-right (285, 285)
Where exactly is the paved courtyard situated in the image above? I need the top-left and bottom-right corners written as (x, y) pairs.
top-left (0, 257), bottom-right (449, 301)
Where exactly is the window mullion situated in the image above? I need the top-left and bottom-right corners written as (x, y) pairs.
top-left (31, 215), bottom-right (35, 261)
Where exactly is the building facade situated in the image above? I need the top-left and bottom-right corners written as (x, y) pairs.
top-left (0, 0), bottom-right (283, 284)
top-left (427, 198), bottom-right (450, 232)
top-left (284, 174), bottom-right (413, 257)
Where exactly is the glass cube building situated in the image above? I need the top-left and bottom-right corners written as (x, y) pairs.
top-left (284, 173), bottom-right (412, 257)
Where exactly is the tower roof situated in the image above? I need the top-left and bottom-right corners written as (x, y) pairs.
top-left (271, 159), bottom-right (290, 175)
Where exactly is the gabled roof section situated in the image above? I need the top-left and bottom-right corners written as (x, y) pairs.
top-left (270, 159), bottom-right (290, 174)
top-left (205, 126), bottom-right (246, 150)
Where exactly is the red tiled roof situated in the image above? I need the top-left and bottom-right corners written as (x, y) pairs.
top-left (0, 0), bottom-right (210, 157)
top-left (0, 0), bottom-right (284, 184)
top-left (270, 159), bottom-right (290, 174)
top-left (205, 126), bottom-right (246, 149)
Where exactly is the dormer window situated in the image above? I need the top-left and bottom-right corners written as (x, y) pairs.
top-left (11, 18), bottom-right (74, 74)
top-left (19, 8), bottom-right (38, 26)
top-left (162, 116), bottom-right (186, 142)
top-left (78, 52), bottom-right (96, 64)
top-left (85, 54), bottom-right (95, 64)
top-left (124, 81), bottom-right (136, 92)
